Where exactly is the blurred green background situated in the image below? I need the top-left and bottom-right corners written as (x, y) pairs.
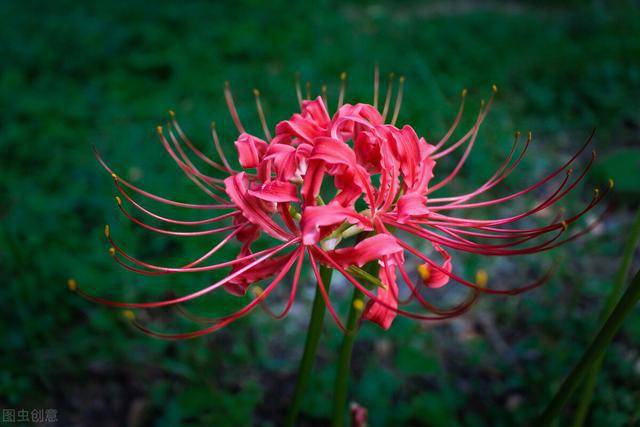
top-left (2, 1), bottom-right (640, 426)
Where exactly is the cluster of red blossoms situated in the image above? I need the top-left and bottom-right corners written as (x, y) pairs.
top-left (80, 71), bottom-right (610, 338)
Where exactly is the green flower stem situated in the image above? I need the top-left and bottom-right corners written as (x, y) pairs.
top-left (285, 265), bottom-right (333, 427)
top-left (572, 208), bottom-right (640, 427)
top-left (538, 268), bottom-right (640, 425)
top-left (331, 287), bottom-right (366, 427)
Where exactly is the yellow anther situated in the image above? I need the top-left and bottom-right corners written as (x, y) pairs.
top-left (480, 99), bottom-right (485, 108)
top-left (156, 125), bottom-right (163, 134)
top-left (594, 187), bottom-right (600, 196)
top-left (67, 278), bottom-right (77, 292)
top-left (608, 178), bottom-right (614, 189)
top-left (492, 84), bottom-right (498, 93)
top-left (115, 196), bottom-right (122, 206)
top-left (210, 121), bottom-right (216, 129)
top-left (475, 270), bottom-right (488, 288)
top-left (417, 263), bottom-right (431, 282)
top-left (399, 75), bottom-right (405, 83)
top-left (353, 299), bottom-right (364, 311)
top-left (461, 88), bottom-right (468, 97)
top-left (250, 285), bottom-right (264, 299)
top-left (253, 88), bottom-right (260, 97)
top-left (515, 130), bottom-right (521, 138)
top-left (111, 173), bottom-right (118, 181)
top-left (340, 71), bottom-right (347, 80)
top-left (169, 110), bottom-right (175, 118)
top-left (122, 310), bottom-right (135, 321)
top-left (109, 247), bottom-right (116, 256)
top-left (592, 149), bottom-right (597, 157)
top-left (104, 224), bottom-right (110, 238)
top-left (528, 131), bottom-right (532, 140)
top-left (561, 221), bottom-right (568, 231)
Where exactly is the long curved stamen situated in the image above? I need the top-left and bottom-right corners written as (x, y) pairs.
top-left (421, 189), bottom-right (607, 249)
top-left (337, 72), bottom-right (347, 110)
top-left (114, 185), bottom-right (239, 226)
top-left (381, 72), bottom-right (395, 122)
top-left (389, 186), bottom-right (605, 255)
top-left (260, 248), bottom-right (306, 319)
top-left (169, 111), bottom-right (232, 174)
top-left (158, 126), bottom-right (231, 204)
top-left (94, 146), bottom-right (231, 210)
top-left (210, 122), bottom-right (236, 173)
top-left (294, 72), bottom-right (303, 109)
top-left (116, 202), bottom-right (240, 237)
top-left (380, 216), bottom-right (558, 294)
top-left (224, 81), bottom-right (245, 133)
top-left (373, 63), bottom-right (380, 109)
top-left (113, 225), bottom-right (249, 278)
top-left (425, 150), bottom-right (599, 227)
top-left (390, 75), bottom-right (405, 126)
top-left (77, 239), bottom-right (302, 310)
top-left (429, 130), bottom-right (525, 205)
top-left (427, 112), bottom-right (483, 194)
top-left (108, 233), bottom-right (300, 275)
top-left (322, 84), bottom-right (328, 107)
top-left (313, 247), bottom-right (472, 320)
top-left (253, 89), bottom-right (272, 142)
top-left (431, 86), bottom-right (496, 160)
top-left (395, 256), bottom-right (479, 314)
top-left (429, 158), bottom-right (575, 217)
top-left (184, 225), bottom-right (248, 267)
top-left (543, 204), bottom-right (612, 249)
top-left (396, 237), bottom-right (555, 295)
top-left (433, 88), bottom-right (467, 151)
top-left (430, 222), bottom-right (566, 252)
top-left (128, 248), bottom-right (302, 339)
top-left (166, 124), bottom-right (227, 186)
top-left (308, 249), bottom-right (346, 331)
top-left (431, 129), bottom-right (595, 207)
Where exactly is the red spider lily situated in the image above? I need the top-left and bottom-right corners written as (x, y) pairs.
top-left (76, 68), bottom-right (610, 339)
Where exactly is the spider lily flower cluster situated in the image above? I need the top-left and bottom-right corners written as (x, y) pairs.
top-left (76, 69), bottom-right (610, 338)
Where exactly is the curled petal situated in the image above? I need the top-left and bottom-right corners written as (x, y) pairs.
top-left (224, 172), bottom-right (290, 240)
top-left (396, 192), bottom-right (430, 223)
top-left (300, 205), bottom-right (372, 245)
top-left (309, 136), bottom-right (357, 166)
top-left (363, 259), bottom-right (399, 329)
top-left (226, 253), bottom-right (294, 295)
top-left (235, 133), bottom-right (268, 168)
top-left (328, 234), bottom-right (403, 268)
top-left (417, 243), bottom-right (452, 288)
top-left (354, 130), bottom-right (383, 172)
top-left (248, 180), bottom-right (299, 203)
top-left (275, 97), bottom-right (330, 143)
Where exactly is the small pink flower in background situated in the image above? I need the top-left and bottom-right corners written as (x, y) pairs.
top-left (76, 69), bottom-right (610, 338)
top-left (350, 401), bottom-right (368, 427)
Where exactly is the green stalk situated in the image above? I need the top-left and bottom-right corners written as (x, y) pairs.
top-left (285, 265), bottom-right (333, 427)
top-left (572, 208), bottom-right (640, 426)
top-left (537, 269), bottom-right (640, 425)
top-left (331, 287), bottom-right (366, 427)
